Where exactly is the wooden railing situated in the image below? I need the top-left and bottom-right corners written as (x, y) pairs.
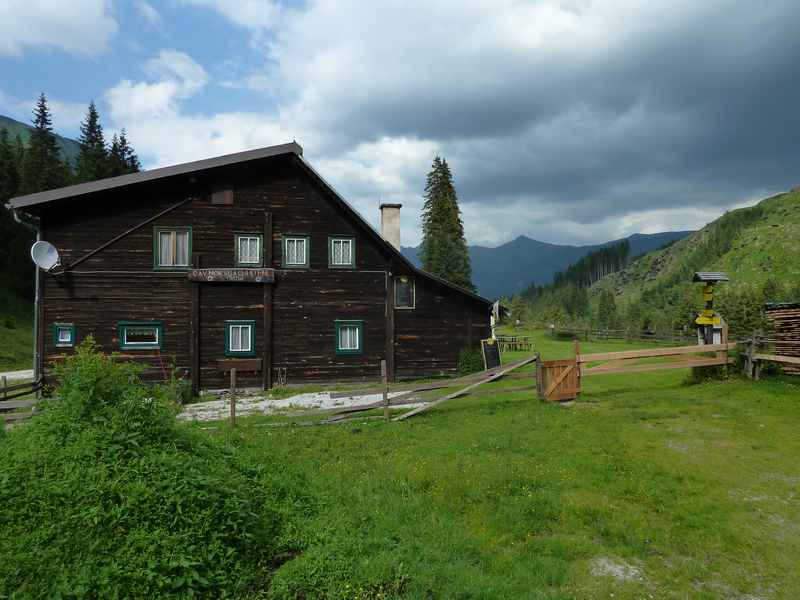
top-left (743, 337), bottom-right (800, 378)
top-left (549, 327), bottom-right (696, 345)
top-left (0, 377), bottom-right (43, 425)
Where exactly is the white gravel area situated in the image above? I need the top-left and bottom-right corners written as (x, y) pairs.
top-left (177, 389), bottom-right (422, 422)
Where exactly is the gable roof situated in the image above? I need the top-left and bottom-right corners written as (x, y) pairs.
top-left (6, 141), bottom-right (491, 307)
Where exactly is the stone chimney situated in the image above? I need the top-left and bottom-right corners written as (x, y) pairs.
top-left (380, 203), bottom-right (402, 250)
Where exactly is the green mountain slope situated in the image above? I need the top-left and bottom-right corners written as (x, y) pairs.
top-left (597, 189), bottom-right (800, 333)
top-left (0, 114), bottom-right (80, 165)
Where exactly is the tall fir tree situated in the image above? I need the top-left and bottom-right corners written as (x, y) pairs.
top-left (20, 93), bottom-right (69, 194)
top-left (419, 156), bottom-right (474, 292)
top-left (0, 126), bottom-right (34, 298)
top-left (75, 101), bottom-right (108, 183)
top-left (108, 129), bottom-right (141, 176)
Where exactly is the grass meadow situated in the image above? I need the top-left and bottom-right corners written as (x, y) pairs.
top-left (189, 330), bottom-right (800, 599)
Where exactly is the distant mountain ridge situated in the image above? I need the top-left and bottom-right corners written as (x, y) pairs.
top-left (402, 230), bottom-right (692, 299)
top-left (0, 114), bottom-right (81, 166)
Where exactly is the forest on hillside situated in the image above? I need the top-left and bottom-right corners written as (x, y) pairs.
top-left (0, 95), bottom-right (140, 302)
top-left (505, 198), bottom-right (800, 337)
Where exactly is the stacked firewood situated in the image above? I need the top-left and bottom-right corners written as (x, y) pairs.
top-left (764, 303), bottom-right (800, 375)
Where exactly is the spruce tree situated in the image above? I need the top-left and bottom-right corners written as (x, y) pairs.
top-left (75, 101), bottom-right (108, 182)
top-left (20, 93), bottom-right (69, 194)
top-left (108, 129), bottom-right (141, 176)
top-left (0, 128), bottom-right (20, 200)
top-left (419, 156), bottom-right (474, 292)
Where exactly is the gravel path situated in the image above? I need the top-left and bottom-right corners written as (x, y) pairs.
top-left (177, 389), bottom-right (422, 422)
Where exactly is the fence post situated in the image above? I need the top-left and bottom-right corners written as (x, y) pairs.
top-left (229, 368), bottom-right (237, 427)
top-left (744, 339), bottom-right (754, 379)
top-left (1, 375), bottom-right (6, 401)
top-left (381, 360), bottom-right (389, 420)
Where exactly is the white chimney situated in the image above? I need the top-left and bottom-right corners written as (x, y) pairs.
top-left (380, 203), bottom-right (402, 250)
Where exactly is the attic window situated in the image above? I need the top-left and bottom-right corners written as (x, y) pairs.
top-left (283, 235), bottom-right (310, 268)
top-left (236, 234), bottom-right (263, 266)
top-left (395, 277), bottom-right (415, 309)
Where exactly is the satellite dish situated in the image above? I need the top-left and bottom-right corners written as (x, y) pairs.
top-left (30, 241), bottom-right (60, 272)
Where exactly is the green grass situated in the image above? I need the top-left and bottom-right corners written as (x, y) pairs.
top-left (193, 329), bottom-right (800, 598)
top-left (0, 290), bottom-right (33, 372)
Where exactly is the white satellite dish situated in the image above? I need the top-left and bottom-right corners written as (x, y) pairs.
top-left (30, 241), bottom-right (61, 272)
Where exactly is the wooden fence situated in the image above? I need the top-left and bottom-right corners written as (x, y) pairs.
top-left (549, 327), bottom-right (697, 345)
top-left (0, 377), bottom-right (42, 426)
top-left (743, 337), bottom-right (800, 379)
top-left (538, 340), bottom-right (736, 402)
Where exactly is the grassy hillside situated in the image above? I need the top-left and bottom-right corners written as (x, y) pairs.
top-left (588, 190), bottom-right (800, 334)
top-left (0, 114), bottom-right (80, 166)
top-left (0, 288), bottom-right (33, 372)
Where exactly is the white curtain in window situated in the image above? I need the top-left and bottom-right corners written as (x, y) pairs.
top-left (231, 325), bottom-right (242, 351)
top-left (287, 238), bottom-right (306, 264)
top-left (175, 231), bottom-right (189, 266)
top-left (341, 240), bottom-right (351, 265)
top-left (58, 328), bottom-right (71, 343)
top-left (339, 325), bottom-right (359, 350)
top-left (159, 231), bottom-right (172, 265)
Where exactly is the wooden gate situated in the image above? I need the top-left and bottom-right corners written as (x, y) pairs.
top-left (537, 359), bottom-right (581, 401)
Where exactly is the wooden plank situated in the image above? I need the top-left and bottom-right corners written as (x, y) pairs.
top-left (392, 356), bottom-right (537, 421)
top-left (579, 342), bottom-right (736, 363)
top-left (3, 411), bottom-right (34, 422)
top-left (753, 353), bottom-right (800, 366)
top-left (582, 357), bottom-right (733, 376)
top-left (385, 273), bottom-right (395, 383)
top-left (190, 254), bottom-right (200, 395)
top-left (216, 358), bottom-right (262, 372)
top-left (187, 268), bottom-right (275, 283)
top-left (544, 362), bottom-right (575, 398)
top-left (0, 399), bottom-right (37, 410)
top-left (0, 378), bottom-right (41, 394)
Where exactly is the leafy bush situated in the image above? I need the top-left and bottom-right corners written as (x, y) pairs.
top-left (0, 339), bottom-right (306, 598)
top-left (457, 346), bottom-right (484, 375)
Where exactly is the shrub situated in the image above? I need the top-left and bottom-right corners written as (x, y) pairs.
top-left (457, 346), bottom-right (484, 375)
top-left (0, 339), bottom-right (305, 598)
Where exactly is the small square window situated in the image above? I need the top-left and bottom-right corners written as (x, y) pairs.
top-left (328, 236), bottom-right (355, 268)
top-left (154, 227), bottom-right (192, 270)
top-left (119, 321), bottom-right (163, 350)
top-left (335, 320), bottom-right (363, 355)
top-left (236, 234), bottom-right (263, 266)
top-left (283, 236), bottom-right (310, 268)
top-left (53, 323), bottom-right (76, 348)
top-left (395, 277), bottom-right (415, 309)
top-left (225, 321), bottom-right (256, 357)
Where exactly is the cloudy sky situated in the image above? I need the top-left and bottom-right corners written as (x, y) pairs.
top-left (2, 1), bottom-right (799, 247)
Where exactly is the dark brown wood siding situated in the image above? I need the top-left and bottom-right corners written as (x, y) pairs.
top-left (36, 155), bottom-right (490, 387)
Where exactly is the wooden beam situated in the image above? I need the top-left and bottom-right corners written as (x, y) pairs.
top-left (190, 254), bottom-right (200, 395)
top-left (579, 342), bottom-right (736, 363)
top-left (385, 273), bottom-right (395, 383)
top-left (264, 212), bottom-right (273, 266)
top-left (263, 212), bottom-right (273, 390)
top-left (582, 357), bottom-right (733, 376)
top-left (753, 353), bottom-right (800, 366)
top-left (392, 356), bottom-right (537, 421)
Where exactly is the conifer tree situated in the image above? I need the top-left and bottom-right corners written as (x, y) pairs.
top-left (596, 288), bottom-right (618, 328)
top-left (0, 128), bottom-right (20, 201)
top-left (419, 156), bottom-right (474, 291)
top-left (0, 126), bottom-right (34, 297)
top-left (20, 93), bottom-right (69, 194)
top-left (75, 101), bottom-right (108, 182)
top-left (108, 129), bottom-right (141, 176)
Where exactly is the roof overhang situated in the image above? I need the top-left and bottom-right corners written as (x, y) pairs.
top-left (5, 142), bottom-right (303, 211)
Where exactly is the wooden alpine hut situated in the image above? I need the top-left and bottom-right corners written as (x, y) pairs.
top-left (6, 142), bottom-right (491, 391)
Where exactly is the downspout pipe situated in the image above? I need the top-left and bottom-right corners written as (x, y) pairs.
top-left (10, 206), bottom-right (41, 382)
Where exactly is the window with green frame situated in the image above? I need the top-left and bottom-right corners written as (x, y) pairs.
top-left (282, 235), bottom-right (310, 268)
top-left (328, 236), bottom-right (355, 268)
top-left (225, 320), bottom-right (256, 357)
top-left (53, 323), bottom-right (76, 348)
top-left (334, 320), bottom-right (363, 355)
top-left (118, 321), bottom-right (163, 350)
top-left (153, 227), bottom-right (192, 270)
top-left (235, 234), bottom-right (263, 266)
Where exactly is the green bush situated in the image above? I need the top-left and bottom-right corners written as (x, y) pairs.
top-left (457, 346), bottom-right (484, 375)
top-left (0, 339), bottom-right (306, 598)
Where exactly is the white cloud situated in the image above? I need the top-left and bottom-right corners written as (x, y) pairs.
top-left (136, 1), bottom-right (163, 30)
top-left (0, 88), bottom-right (87, 136)
top-left (180, 0), bottom-right (281, 30)
top-left (0, 0), bottom-right (117, 57)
